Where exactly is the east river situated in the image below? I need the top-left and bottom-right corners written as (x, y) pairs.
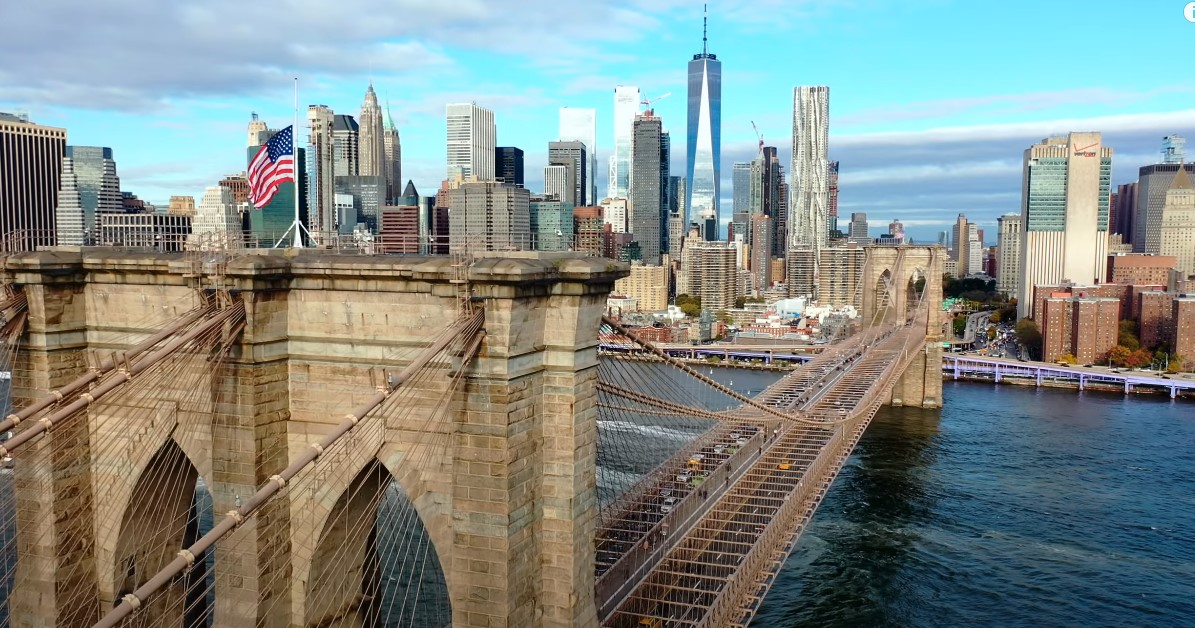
top-left (3, 376), bottom-right (1194, 627)
top-left (753, 379), bottom-right (1195, 627)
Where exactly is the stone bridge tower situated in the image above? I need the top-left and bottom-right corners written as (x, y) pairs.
top-left (5, 249), bottom-right (626, 628)
top-left (860, 245), bottom-right (945, 408)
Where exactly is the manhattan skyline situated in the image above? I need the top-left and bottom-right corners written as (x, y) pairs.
top-left (2, 1), bottom-right (1193, 241)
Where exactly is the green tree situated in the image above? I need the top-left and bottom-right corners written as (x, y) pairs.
top-left (1169, 354), bottom-right (1187, 373)
top-left (987, 325), bottom-right (997, 341)
top-left (952, 315), bottom-right (968, 337)
top-left (1118, 320), bottom-right (1140, 351)
top-left (734, 296), bottom-right (746, 309)
top-left (675, 294), bottom-right (702, 318)
top-left (717, 310), bottom-right (733, 324)
top-left (1015, 319), bottom-right (1042, 360)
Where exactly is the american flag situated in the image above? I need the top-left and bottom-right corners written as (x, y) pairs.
top-left (248, 125), bottom-right (295, 209)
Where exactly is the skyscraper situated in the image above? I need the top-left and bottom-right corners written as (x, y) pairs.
top-left (332, 114), bottom-right (359, 177)
top-left (382, 105), bottom-right (402, 202)
top-left (559, 108), bottom-right (597, 204)
top-left (967, 224), bottom-right (982, 273)
top-left (681, 241), bottom-right (738, 311)
top-left (548, 140), bottom-right (588, 206)
top-left (659, 130), bottom-right (671, 257)
top-left (686, 6), bottom-right (721, 240)
top-left (447, 181), bottom-right (530, 252)
top-left (1162, 135), bottom-right (1186, 164)
top-left (1018, 133), bottom-right (1113, 318)
top-left (530, 197), bottom-right (574, 252)
top-left (1133, 138), bottom-right (1195, 255)
top-left (951, 214), bottom-right (971, 277)
top-left (446, 103), bottom-right (496, 181)
top-left (789, 86), bottom-right (830, 252)
top-left (54, 146), bottom-right (121, 245)
top-left (1, 112), bottom-right (66, 249)
top-left (247, 112), bottom-right (269, 147)
top-left (848, 212), bottom-right (869, 244)
top-left (630, 112), bottom-right (664, 264)
top-left (543, 164), bottom-right (573, 205)
top-left (997, 213), bottom-right (1023, 296)
top-left (306, 106), bottom-right (336, 234)
top-left (1159, 166), bottom-right (1195, 277)
top-left (668, 176), bottom-right (687, 258)
top-left (732, 162), bottom-right (751, 214)
top-left (611, 86), bottom-right (640, 199)
top-left (357, 84), bottom-right (384, 180)
top-left (827, 160), bottom-right (840, 233)
top-left (496, 147), bottom-right (524, 186)
top-left (188, 186), bottom-right (242, 249)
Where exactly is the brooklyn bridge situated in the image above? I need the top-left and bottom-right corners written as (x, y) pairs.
top-left (0, 243), bottom-right (942, 627)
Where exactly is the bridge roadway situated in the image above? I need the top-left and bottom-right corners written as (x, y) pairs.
top-left (595, 319), bottom-right (924, 626)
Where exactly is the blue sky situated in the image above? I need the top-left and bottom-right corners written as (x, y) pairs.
top-left (3, 0), bottom-right (1193, 242)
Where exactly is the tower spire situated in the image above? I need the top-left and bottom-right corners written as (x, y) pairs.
top-left (702, 3), bottom-right (708, 55)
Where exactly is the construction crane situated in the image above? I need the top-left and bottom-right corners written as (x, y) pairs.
top-left (640, 92), bottom-right (672, 115)
top-left (751, 120), bottom-right (764, 155)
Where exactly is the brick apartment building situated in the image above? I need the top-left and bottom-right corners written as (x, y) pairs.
top-left (1040, 296), bottom-right (1120, 363)
top-left (1106, 254), bottom-right (1176, 285)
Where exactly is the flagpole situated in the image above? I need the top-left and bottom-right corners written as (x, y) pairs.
top-left (292, 76), bottom-right (303, 248)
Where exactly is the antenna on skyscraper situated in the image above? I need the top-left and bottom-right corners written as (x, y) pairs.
top-left (702, 3), bottom-right (708, 55)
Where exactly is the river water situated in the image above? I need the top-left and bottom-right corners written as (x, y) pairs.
top-left (3, 375), bottom-right (1194, 626)
top-left (754, 381), bottom-right (1195, 627)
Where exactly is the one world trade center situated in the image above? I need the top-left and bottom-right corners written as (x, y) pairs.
top-left (686, 5), bottom-right (721, 240)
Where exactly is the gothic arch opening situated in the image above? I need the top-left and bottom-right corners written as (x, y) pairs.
top-left (305, 459), bottom-right (450, 628)
top-left (872, 269), bottom-right (895, 326)
top-left (907, 269), bottom-right (927, 316)
top-left (112, 439), bottom-right (214, 627)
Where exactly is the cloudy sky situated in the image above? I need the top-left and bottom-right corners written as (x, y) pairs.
top-left (3, 0), bottom-right (1193, 242)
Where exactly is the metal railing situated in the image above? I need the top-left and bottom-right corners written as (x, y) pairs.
top-left (0, 229), bottom-right (617, 259)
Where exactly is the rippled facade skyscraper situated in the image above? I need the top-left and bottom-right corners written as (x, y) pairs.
top-left (686, 8), bottom-right (721, 240)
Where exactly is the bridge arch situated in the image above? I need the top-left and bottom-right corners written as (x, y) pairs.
top-left (871, 268), bottom-right (896, 325)
top-left (110, 438), bottom-right (212, 626)
top-left (95, 401), bottom-right (215, 618)
top-left (292, 435), bottom-right (453, 628)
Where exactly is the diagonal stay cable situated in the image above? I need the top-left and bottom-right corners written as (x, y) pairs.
top-left (0, 299), bottom-right (214, 434)
top-left (0, 302), bottom-right (239, 458)
top-left (93, 307), bottom-right (486, 628)
top-left (597, 381), bottom-right (731, 423)
top-left (602, 316), bottom-right (794, 424)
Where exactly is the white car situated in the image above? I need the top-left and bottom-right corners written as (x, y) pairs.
top-left (661, 497), bottom-right (677, 514)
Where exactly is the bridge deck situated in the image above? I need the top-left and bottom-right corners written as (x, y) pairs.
top-left (599, 321), bottom-right (924, 626)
